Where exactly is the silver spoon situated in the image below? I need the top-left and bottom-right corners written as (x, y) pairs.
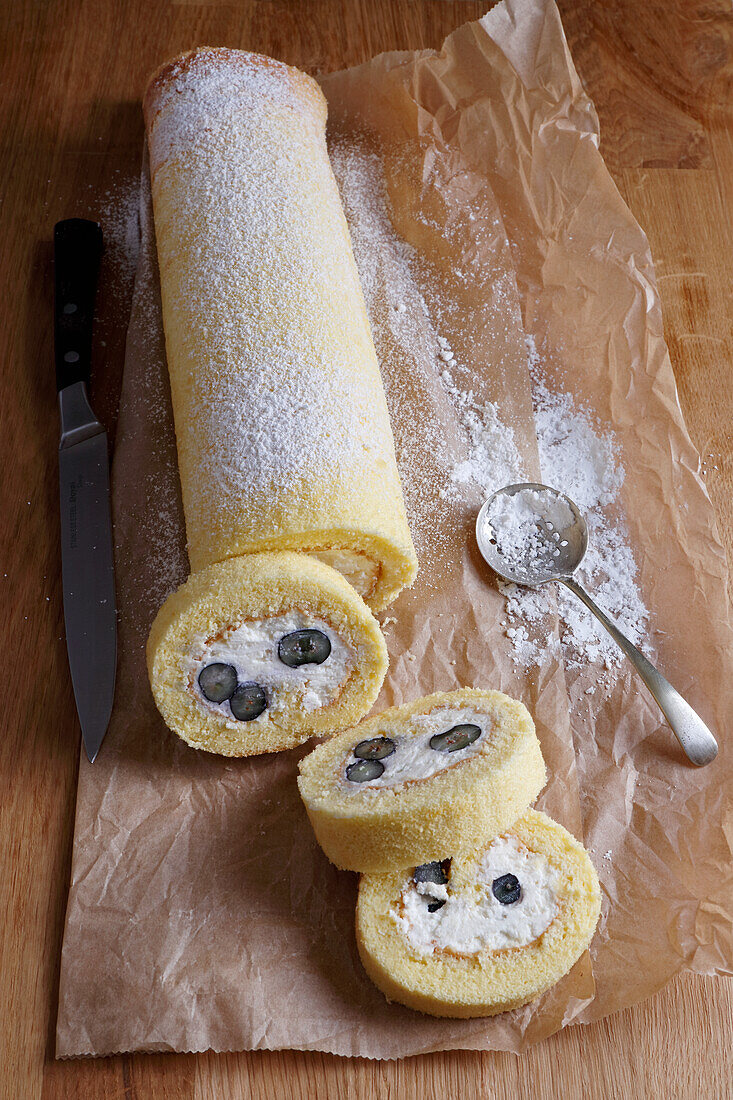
top-left (476, 482), bottom-right (718, 767)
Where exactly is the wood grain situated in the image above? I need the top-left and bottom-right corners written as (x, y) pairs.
top-left (1, 2), bottom-right (731, 1098)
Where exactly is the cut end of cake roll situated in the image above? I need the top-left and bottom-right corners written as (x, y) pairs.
top-left (146, 552), bottom-right (388, 756)
top-left (297, 689), bottom-right (546, 872)
top-left (356, 810), bottom-right (601, 1018)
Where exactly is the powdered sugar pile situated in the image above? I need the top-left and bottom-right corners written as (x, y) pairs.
top-left (528, 342), bottom-right (649, 673)
top-left (460, 357), bottom-right (650, 677)
top-left (474, 353), bottom-right (651, 677)
top-left (531, 368), bottom-right (623, 513)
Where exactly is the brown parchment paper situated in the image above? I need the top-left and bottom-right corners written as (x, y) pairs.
top-left (56, 0), bottom-right (733, 1059)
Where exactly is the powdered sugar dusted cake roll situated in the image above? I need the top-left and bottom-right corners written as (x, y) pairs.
top-left (356, 810), bottom-right (601, 1018)
top-left (147, 553), bottom-right (387, 756)
top-left (143, 48), bottom-right (417, 609)
top-left (297, 689), bottom-right (546, 871)
top-left (142, 48), bottom-right (418, 753)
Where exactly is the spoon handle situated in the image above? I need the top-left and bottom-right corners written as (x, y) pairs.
top-left (559, 576), bottom-right (718, 767)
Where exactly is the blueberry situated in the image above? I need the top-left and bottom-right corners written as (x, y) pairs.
top-left (278, 629), bottom-right (331, 667)
top-left (229, 681), bottom-right (267, 722)
top-left (413, 860), bottom-right (450, 887)
top-left (492, 873), bottom-right (521, 905)
top-left (429, 723), bottom-right (482, 753)
top-left (198, 662), bottom-right (237, 703)
top-left (415, 860), bottom-right (451, 910)
top-left (354, 736), bottom-right (395, 760)
top-left (346, 758), bottom-right (384, 783)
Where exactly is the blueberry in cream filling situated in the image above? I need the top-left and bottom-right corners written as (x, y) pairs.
top-left (346, 759), bottom-right (385, 783)
top-left (393, 836), bottom-right (560, 955)
top-left (196, 663), bottom-right (268, 723)
top-left (278, 629), bottom-right (331, 668)
top-left (229, 681), bottom-right (268, 722)
top-left (354, 736), bottom-right (396, 760)
top-left (341, 707), bottom-right (490, 790)
top-left (198, 662), bottom-right (238, 704)
top-left (491, 873), bottom-right (521, 906)
top-left (187, 612), bottom-right (356, 725)
top-left (413, 860), bottom-right (452, 912)
top-left (429, 723), bottom-right (481, 753)
top-left (344, 736), bottom-right (397, 779)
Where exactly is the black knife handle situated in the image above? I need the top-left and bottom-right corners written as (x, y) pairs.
top-left (54, 218), bottom-right (103, 392)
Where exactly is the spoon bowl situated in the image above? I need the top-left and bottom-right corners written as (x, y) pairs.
top-left (476, 482), bottom-right (587, 585)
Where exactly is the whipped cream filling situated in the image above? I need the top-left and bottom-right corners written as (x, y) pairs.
top-left (185, 612), bottom-right (356, 725)
top-left (340, 706), bottom-right (491, 791)
top-left (393, 836), bottom-right (560, 956)
top-left (309, 548), bottom-right (379, 598)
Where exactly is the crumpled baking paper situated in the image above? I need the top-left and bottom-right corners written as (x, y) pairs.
top-left (56, 0), bottom-right (733, 1059)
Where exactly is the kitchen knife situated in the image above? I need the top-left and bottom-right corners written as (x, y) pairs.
top-left (55, 218), bottom-right (117, 763)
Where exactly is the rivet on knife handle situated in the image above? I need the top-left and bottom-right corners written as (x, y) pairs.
top-left (54, 218), bottom-right (103, 392)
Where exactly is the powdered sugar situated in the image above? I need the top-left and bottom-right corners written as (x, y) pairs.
top-left (488, 340), bottom-right (649, 677)
top-left (434, 326), bottom-right (650, 677)
top-left (439, 369), bottom-right (523, 498)
top-left (482, 487), bottom-right (575, 580)
top-left (117, 174), bottom-right (189, 617)
top-left (98, 174), bottom-right (141, 289)
top-left (329, 138), bottom-right (527, 564)
top-left (529, 349), bottom-right (650, 673)
top-left (531, 361), bottom-right (624, 514)
top-left (328, 135), bottom-right (649, 681)
top-left (146, 50), bottom-right (325, 173)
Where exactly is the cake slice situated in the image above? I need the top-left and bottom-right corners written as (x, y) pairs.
top-left (147, 552), bottom-right (387, 756)
top-left (356, 809), bottom-right (601, 1018)
top-left (297, 689), bottom-right (546, 872)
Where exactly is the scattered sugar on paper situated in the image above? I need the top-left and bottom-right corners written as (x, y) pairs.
top-left (330, 136), bottom-right (532, 575)
top-left (328, 137), bottom-right (650, 682)
top-left (426, 327), bottom-right (650, 678)
top-left (528, 337), bottom-right (649, 673)
top-left (94, 173), bottom-right (142, 348)
top-left (118, 175), bottom-right (189, 618)
top-left (98, 173), bottom-right (141, 288)
top-left (439, 366), bottom-right (523, 499)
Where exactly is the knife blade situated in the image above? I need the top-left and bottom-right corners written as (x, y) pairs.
top-left (55, 218), bottom-right (117, 763)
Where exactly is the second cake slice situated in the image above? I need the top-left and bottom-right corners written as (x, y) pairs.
top-left (297, 688), bottom-right (546, 873)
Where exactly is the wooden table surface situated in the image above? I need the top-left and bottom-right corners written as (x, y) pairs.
top-left (3, 1), bottom-right (732, 1097)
